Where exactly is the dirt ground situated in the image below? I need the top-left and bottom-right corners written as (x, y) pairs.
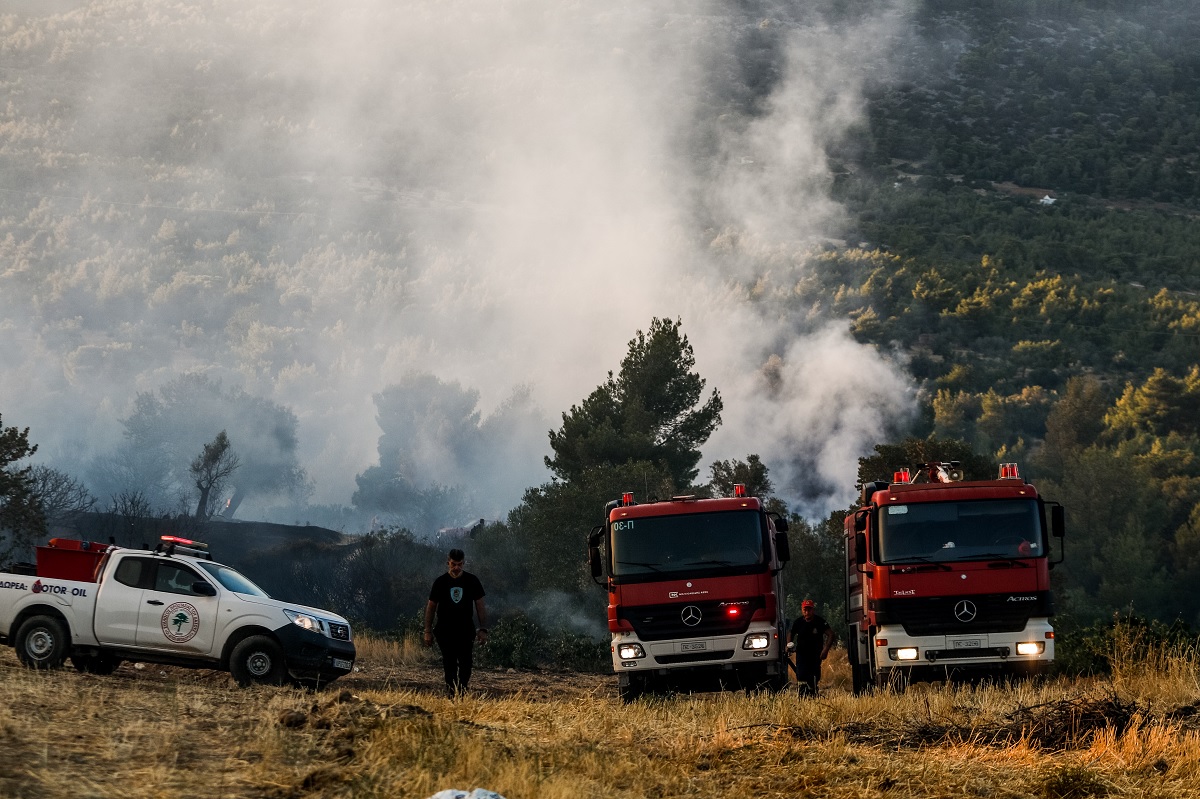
top-left (0, 646), bottom-right (616, 702)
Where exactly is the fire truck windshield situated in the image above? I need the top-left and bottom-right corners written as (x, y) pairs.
top-left (877, 499), bottom-right (1044, 563)
top-left (610, 509), bottom-right (766, 579)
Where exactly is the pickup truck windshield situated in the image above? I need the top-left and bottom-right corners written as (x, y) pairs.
top-left (878, 498), bottom-right (1044, 563)
top-left (610, 509), bottom-right (765, 578)
top-left (197, 561), bottom-right (270, 598)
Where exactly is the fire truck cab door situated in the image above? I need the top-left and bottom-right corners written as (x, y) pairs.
top-left (134, 561), bottom-right (219, 655)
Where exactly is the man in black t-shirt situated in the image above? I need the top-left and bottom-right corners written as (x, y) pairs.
top-left (423, 548), bottom-right (488, 697)
top-left (788, 599), bottom-right (835, 697)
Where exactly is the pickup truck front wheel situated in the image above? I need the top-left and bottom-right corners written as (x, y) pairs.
top-left (230, 635), bottom-right (289, 687)
top-left (15, 615), bottom-right (69, 670)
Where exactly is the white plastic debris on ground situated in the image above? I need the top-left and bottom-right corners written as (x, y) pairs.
top-left (427, 790), bottom-right (507, 799)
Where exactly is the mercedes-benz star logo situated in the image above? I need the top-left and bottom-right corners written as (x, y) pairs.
top-left (954, 599), bottom-right (978, 623)
top-left (681, 605), bottom-right (702, 626)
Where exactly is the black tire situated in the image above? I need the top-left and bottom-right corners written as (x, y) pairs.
top-left (618, 675), bottom-right (644, 703)
top-left (70, 653), bottom-right (122, 675)
top-left (229, 635), bottom-right (289, 687)
top-left (15, 615), bottom-right (70, 670)
top-left (848, 625), bottom-right (873, 695)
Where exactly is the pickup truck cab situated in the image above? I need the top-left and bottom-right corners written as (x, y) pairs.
top-left (0, 536), bottom-right (355, 687)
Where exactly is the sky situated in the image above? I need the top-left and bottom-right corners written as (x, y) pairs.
top-left (0, 0), bottom-right (918, 526)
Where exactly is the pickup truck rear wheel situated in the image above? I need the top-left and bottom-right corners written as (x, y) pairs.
top-left (15, 615), bottom-right (69, 670)
top-left (230, 635), bottom-right (289, 687)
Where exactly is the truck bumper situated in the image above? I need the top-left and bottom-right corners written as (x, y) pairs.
top-left (610, 621), bottom-right (784, 679)
top-left (274, 624), bottom-right (357, 681)
top-left (873, 618), bottom-right (1054, 678)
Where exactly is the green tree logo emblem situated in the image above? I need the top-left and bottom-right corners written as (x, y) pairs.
top-left (160, 602), bottom-right (200, 643)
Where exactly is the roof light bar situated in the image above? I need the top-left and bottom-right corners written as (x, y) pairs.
top-left (892, 468), bottom-right (911, 484)
top-left (733, 483), bottom-right (746, 498)
top-left (621, 491), bottom-right (634, 506)
top-left (160, 535), bottom-right (208, 549)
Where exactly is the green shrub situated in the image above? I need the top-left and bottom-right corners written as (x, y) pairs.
top-left (477, 611), bottom-right (608, 671)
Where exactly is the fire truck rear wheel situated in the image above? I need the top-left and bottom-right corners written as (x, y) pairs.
top-left (15, 615), bottom-right (69, 670)
top-left (230, 635), bottom-right (289, 687)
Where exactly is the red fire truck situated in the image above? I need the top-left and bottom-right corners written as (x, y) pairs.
top-left (587, 485), bottom-right (792, 701)
top-left (845, 462), bottom-right (1065, 692)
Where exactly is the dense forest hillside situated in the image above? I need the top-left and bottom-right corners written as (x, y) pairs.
top-left (772, 0), bottom-right (1200, 628)
top-left (3, 0), bottom-right (1200, 636)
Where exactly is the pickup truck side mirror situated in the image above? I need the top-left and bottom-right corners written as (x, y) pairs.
top-left (192, 581), bottom-right (217, 597)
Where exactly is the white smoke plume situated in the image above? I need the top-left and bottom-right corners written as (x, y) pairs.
top-left (0, 0), bottom-right (916, 524)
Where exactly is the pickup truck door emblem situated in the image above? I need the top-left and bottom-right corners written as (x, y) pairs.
top-left (681, 606), bottom-right (702, 626)
top-left (161, 602), bottom-right (200, 643)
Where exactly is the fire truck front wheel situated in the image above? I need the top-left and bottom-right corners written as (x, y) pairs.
top-left (618, 674), bottom-right (645, 703)
top-left (14, 615), bottom-right (69, 670)
top-left (847, 632), bottom-right (871, 695)
top-left (230, 635), bottom-right (289, 687)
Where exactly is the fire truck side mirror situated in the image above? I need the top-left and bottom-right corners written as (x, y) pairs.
top-left (587, 526), bottom-right (605, 583)
top-left (853, 510), bottom-right (867, 532)
top-left (854, 532), bottom-right (868, 573)
top-left (773, 516), bottom-right (789, 533)
top-left (774, 532), bottom-right (791, 563)
top-left (1051, 505), bottom-right (1065, 538)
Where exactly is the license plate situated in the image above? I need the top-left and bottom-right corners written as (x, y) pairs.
top-left (332, 658), bottom-right (353, 670)
top-left (952, 639), bottom-right (982, 649)
top-left (680, 642), bottom-right (707, 652)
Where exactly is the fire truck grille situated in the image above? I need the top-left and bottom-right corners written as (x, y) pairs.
top-left (872, 591), bottom-right (1053, 637)
top-left (618, 597), bottom-right (764, 641)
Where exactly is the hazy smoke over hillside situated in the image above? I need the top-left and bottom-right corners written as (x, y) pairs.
top-left (0, 0), bottom-right (916, 526)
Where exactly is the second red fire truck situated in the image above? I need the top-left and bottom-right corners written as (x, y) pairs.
top-left (845, 462), bottom-right (1065, 692)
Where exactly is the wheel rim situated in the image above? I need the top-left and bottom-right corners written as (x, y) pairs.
top-left (247, 651), bottom-right (273, 677)
top-left (27, 629), bottom-right (55, 659)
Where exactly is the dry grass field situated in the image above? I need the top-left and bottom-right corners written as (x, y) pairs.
top-left (2, 631), bottom-right (1200, 799)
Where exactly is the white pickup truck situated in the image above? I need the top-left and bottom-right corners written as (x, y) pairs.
top-left (0, 536), bottom-right (356, 687)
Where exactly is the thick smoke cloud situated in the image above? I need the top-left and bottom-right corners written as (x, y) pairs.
top-left (0, 0), bottom-right (915, 525)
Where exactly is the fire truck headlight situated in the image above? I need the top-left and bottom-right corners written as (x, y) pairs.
top-left (1016, 642), bottom-right (1045, 656)
top-left (742, 633), bottom-right (771, 650)
top-left (617, 643), bottom-right (646, 659)
top-left (890, 647), bottom-right (919, 661)
top-left (284, 609), bottom-right (326, 635)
